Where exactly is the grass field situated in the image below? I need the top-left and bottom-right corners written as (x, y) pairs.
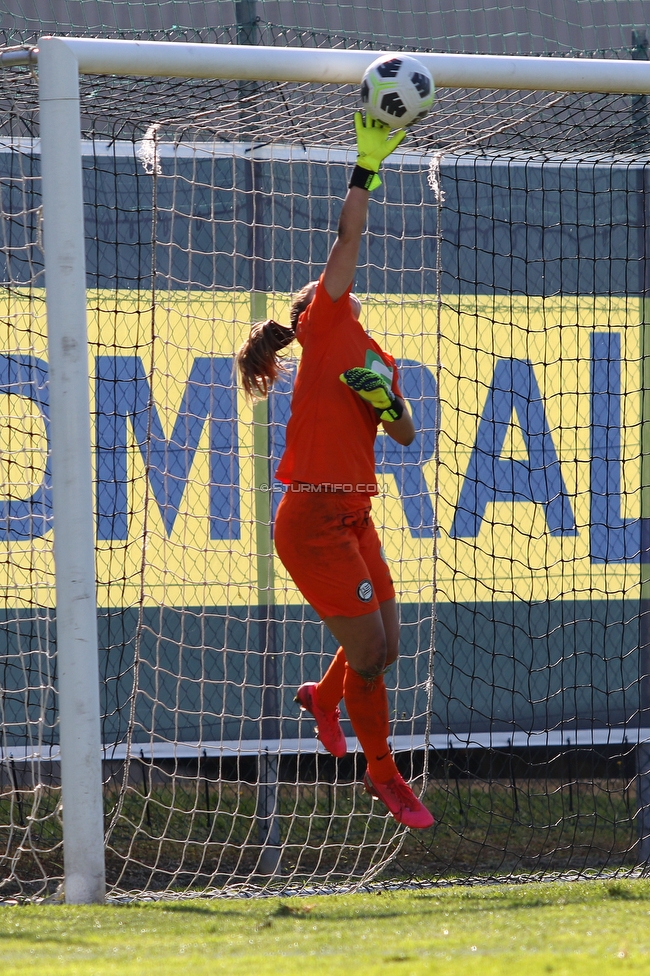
top-left (1, 878), bottom-right (650, 975)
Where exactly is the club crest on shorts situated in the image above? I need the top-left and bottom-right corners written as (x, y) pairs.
top-left (357, 579), bottom-right (374, 602)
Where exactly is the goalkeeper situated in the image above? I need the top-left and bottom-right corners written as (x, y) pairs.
top-left (236, 113), bottom-right (433, 830)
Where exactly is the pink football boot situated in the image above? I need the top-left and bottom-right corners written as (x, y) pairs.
top-left (295, 682), bottom-right (347, 758)
top-left (364, 770), bottom-right (434, 829)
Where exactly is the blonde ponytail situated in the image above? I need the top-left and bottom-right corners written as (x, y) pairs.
top-left (236, 319), bottom-right (295, 398)
top-left (236, 281), bottom-right (318, 397)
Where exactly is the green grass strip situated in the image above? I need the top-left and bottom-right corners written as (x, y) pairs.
top-left (1, 879), bottom-right (649, 975)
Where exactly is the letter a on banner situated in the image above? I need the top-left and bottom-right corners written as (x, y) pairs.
top-left (451, 358), bottom-right (576, 538)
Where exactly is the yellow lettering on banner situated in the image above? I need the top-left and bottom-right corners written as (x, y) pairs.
top-left (0, 289), bottom-right (643, 608)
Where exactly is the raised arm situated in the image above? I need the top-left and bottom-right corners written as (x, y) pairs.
top-left (322, 187), bottom-right (370, 302)
top-left (323, 113), bottom-right (406, 303)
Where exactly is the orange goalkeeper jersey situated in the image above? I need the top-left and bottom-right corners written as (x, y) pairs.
top-left (275, 275), bottom-right (402, 493)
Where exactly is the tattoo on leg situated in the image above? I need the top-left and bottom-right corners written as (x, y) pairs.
top-left (353, 666), bottom-right (384, 683)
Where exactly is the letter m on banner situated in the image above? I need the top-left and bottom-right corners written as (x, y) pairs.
top-left (95, 357), bottom-right (239, 540)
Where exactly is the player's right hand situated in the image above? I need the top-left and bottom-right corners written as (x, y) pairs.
top-left (340, 367), bottom-right (403, 421)
top-left (354, 112), bottom-right (406, 174)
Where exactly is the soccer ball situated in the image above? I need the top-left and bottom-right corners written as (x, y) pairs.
top-left (360, 54), bottom-right (435, 129)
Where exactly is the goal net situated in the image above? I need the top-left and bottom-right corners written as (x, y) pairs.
top-left (1, 37), bottom-right (650, 897)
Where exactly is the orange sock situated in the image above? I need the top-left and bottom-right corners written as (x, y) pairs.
top-left (315, 646), bottom-right (347, 712)
top-left (343, 664), bottom-right (398, 783)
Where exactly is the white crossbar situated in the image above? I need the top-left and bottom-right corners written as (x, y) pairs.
top-left (36, 36), bottom-right (650, 94)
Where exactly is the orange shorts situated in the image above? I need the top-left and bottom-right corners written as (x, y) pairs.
top-left (274, 489), bottom-right (395, 619)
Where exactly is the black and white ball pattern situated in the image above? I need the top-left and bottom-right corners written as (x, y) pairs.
top-left (360, 54), bottom-right (435, 129)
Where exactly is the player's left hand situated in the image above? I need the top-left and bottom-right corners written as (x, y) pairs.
top-left (340, 367), bottom-right (403, 421)
top-left (354, 111), bottom-right (406, 174)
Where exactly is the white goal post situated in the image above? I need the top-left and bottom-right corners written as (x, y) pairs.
top-left (27, 35), bottom-right (650, 904)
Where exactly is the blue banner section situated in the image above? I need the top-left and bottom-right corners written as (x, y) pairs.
top-left (440, 158), bottom-right (645, 297)
top-left (0, 600), bottom-right (639, 747)
top-left (0, 152), bottom-right (645, 296)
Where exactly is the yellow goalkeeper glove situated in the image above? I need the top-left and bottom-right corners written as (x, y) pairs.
top-left (340, 367), bottom-right (404, 421)
top-left (349, 112), bottom-right (406, 192)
